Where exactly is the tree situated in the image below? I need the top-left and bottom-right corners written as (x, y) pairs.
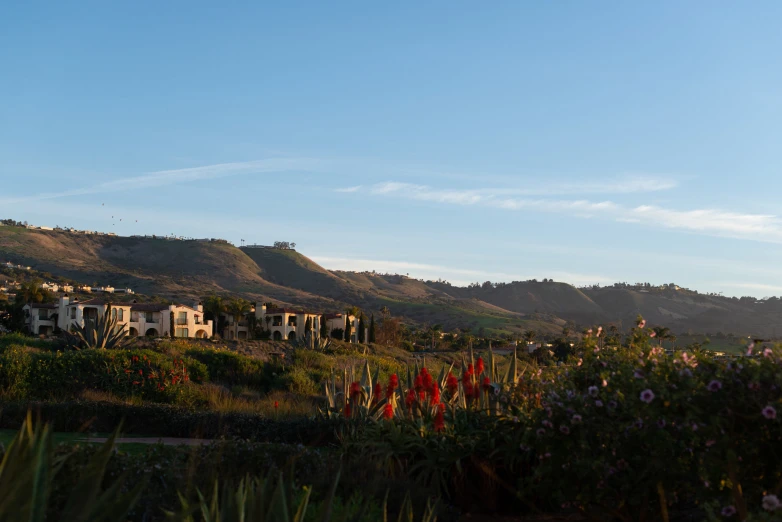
top-left (379, 306), bottom-right (391, 321)
top-left (523, 330), bottom-right (537, 346)
top-left (226, 298), bottom-right (253, 341)
top-left (344, 316), bottom-right (352, 343)
top-left (358, 315), bottom-right (366, 343)
top-left (426, 324), bottom-right (442, 350)
top-left (368, 314), bottom-right (376, 343)
top-left (304, 317), bottom-right (312, 333)
top-left (320, 314), bottom-right (328, 339)
top-left (203, 295), bottom-right (225, 338)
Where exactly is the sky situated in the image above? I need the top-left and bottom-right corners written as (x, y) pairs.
top-left (2, 2), bottom-right (782, 296)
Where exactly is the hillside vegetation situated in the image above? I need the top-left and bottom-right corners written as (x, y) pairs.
top-left (3, 226), bottom-right (782, 336)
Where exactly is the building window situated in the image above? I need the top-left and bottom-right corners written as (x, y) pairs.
top-left (117, 308), bottom-right (124, 321)
top-left (288, 316), bottom-right (297, 327)
top-left (177, 311), bottom-right (187, 325)
top-left (70, 308), bottom-right (76, 319)
top-left (112, 309), bottom-right (117, 320)
top-left (272, 315), bottom-right (283, 326)
top-left (176, 328), bottom-right (189, 338)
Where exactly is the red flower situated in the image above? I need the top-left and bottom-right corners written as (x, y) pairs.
top-left (138, 369), bottom-right (143, 375)
top-left (423, 371), bottom-right (434, 392)
top-left (430, 381), bottom-right (440, 405)
top-left (482, 376), bottom-right (491, 391)
top-left (434, 403), bottom-right (445, 432)
top-left (344, 404), bottom-right (352, 418)
top-left (418, 390), bottom-right (426, 402)
top-left (383, 403), bottom-right (394, 420)
top-left (373, 383), bottom-right (383, 404)
top-left (349, 381), bottom-right (362, 399)
top-left (446, 373), bottom-right (458, 395)
top-left (274, 401), bottom-right (279, 409)
top-left (414, 374), bottom-right (424, 392)
top-left (389, 373), bottom-right (399, 389)
top-left (476, 357), bottom-right (485, 376)
top-left (132, 381), bottom-right (140, 385)
top-left (124, 369), bottom-right (131, 374)
top-left (405, 389), bottom-right (416, 409)
top-left (132, 355), bottom-right (139, 363)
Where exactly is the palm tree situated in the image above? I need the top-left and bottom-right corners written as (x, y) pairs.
top-left (379, 306), bottom-right (391, 321)
top-left (203, 295), bottom-right (225, 338)
top-left (523, 330), bottom-right (537, 348)
top-left (226, 298), bottom-right (253, 341)
top-left (426, 324), bottom-right (442, 350)
top-left (653, 326), bottom-right (671, 347)
top-left (18, 279), bottom-right (45, 306)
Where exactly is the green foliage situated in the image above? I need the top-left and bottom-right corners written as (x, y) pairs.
top-left (368, 315), bottom-right (376, 344)
top-left (184, 347), bottom-right (268, 388)
top-left (344, 319), bottom-right (351, 343)
top-left (358, 316), bottom-right (365, 344)
top-left (0, 347), bottom-right (206, 402)
top-left (0, 414), bottom-right (147, 522)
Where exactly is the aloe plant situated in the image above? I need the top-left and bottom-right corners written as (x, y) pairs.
top-left (0, 413), bottom-right (147, 522)
top-left (68, 303), bottom-right (130, 349)
top-left (292, 329), bottom-right (332, 352)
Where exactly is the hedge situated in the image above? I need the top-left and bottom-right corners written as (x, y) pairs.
top-left (0, 400), bottom-right (342, 444)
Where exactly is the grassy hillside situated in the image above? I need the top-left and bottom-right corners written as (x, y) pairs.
top-left (5, 226), bottom-right (780, 336)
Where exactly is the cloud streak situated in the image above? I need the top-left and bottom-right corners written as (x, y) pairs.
top-left (345, 181), bottom-right (782, 244)
top-left (0, 158), bottom-right (326, 204)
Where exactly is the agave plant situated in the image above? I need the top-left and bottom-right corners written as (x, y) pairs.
top-left (0, 413), bottom-right (147, 522)
top-left (292, 329), bottom-right (332, 352)
top-left (68, 303), bottom-right (131, 349)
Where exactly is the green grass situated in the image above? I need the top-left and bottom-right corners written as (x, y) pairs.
top-left (0, 429), bottom-right (151, 455)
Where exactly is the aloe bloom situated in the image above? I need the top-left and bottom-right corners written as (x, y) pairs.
top-left (476, 357), bottom-right (484, 375)
top-left (433, 403), bottom-right (445, 432)
top-left (383, 403), bottom-right (394, 420)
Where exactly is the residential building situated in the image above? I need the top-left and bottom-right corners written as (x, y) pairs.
top-left (34, 295), bottom-right (214, 338)
top-left (253, 304), bottom-right (357, 342)
top-left (22, 303), bottom-right (58, 336)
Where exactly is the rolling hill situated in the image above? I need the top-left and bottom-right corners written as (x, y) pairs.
top-left (3, 225), bottom-right (782, 337)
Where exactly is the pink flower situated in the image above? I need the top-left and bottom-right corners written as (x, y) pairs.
top-left (656, 418), bottom-right (666, 428)
top-left (559, 425), bottom-right (570, 434)
top-left (763, 347), bottom-right (773, 357)
top-left (707, 380), bottom-right (722, 392)
top-left (640, 389), bottom-right (655, 403)
top-left (577, 358), bottom-right (583, 366)
top-left (638, 319), bottom-right (646, 329)
top-left (746, 342), bottom-right (755, 355)
top-left (602, 379), bottom-right (608, 387)
top-left (649, 331), bottom-right (656, 338)
top-left (571, 414), bottom-right (582, 424)
top-left (595, 400), bottom-right (603, 407)
top-left (633, 369), bottom-right (645, 379)
top-left (705, 440), bottom-right (716, 447)
top-left (762, 405), bottom-right (777, 420)
top-left (542, 420), bottom-right (553, 428)
top-left (721, 506), bottom-right (736, 517)
top-left (536, 428), bottom-right (546, 436)
top-left (762, 494), bottom-right (780, 512)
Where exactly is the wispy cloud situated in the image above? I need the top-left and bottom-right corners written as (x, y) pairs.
top-left (311, 255), bottom-right (612, 287)
top-left (335, 185), bottom-right (362, 193)
top-left (347, 180), bottom-right (782, 244)
top-left (0, 158), bottom-right (326, 204)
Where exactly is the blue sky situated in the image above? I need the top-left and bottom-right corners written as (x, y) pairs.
top-left (3, 2), bottom-right (782, 296)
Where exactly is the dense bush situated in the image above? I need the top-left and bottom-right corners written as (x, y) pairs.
top-left (0, 347), bottom-right (208, 402)
top-left (184, 347), bottom-right (270, 388)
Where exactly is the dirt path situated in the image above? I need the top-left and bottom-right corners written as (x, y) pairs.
top-left (80, 437), bottom-right (213, 446)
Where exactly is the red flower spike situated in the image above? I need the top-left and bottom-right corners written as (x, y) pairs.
top-left (482, 376), bottom-right (491, 391)
top-left (446, 373), bottom-right (459, 395)
top-left (434, 403), bottom-right (445, 432)
top-left (414, 374), bottom-right (424, 392)
top-left (373, 383), bottom-right (383, 404)
top-left (344, 404), bottom-right (352, 418)
top-left (383, 403), bottom-right (394, 420)
top-left (389, 374), bottom-right (399, 389)
top-left (418, 390), bottom-right (426, 402)
top-left (349, 381), bottom-right (361, 399)
top-left (423, 371), bottom-right (434, 392)
top-left (274, 401), bottom-right (279, 409)
top-left (476, 357), bottom-right (485, 376)
top-left (405, 389), bottom-right (416, 409)
top-left (430, 382), bottom-right (440, 405)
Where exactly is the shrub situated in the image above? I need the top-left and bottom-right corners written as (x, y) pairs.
top-left (184, 347), bottom-right (268, 388)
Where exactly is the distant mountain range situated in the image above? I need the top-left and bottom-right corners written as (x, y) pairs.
top-left (2, 225), bottom-right (781, 337)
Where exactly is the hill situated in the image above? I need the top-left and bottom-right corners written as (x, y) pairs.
top-left (4, 226), bottom-right (782, 337)
top-left (0, 227), bottom-right (556, 335)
